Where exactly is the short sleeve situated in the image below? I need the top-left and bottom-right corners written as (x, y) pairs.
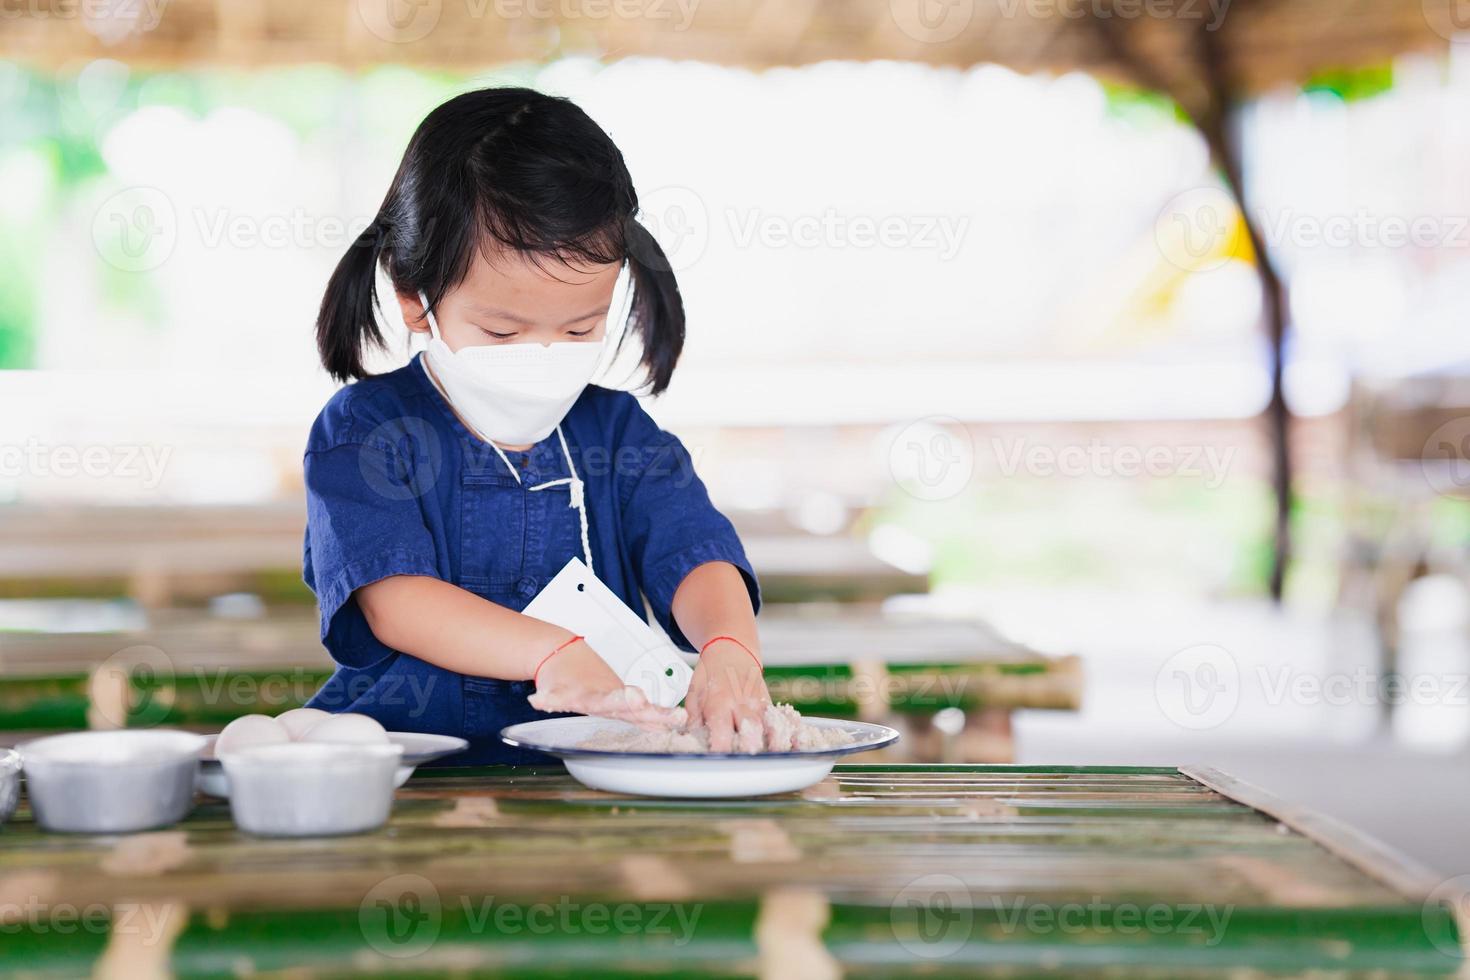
top-left (617, 406), bottom-right (760, 651)
top-left (303, 429), bottom-right (441, 667)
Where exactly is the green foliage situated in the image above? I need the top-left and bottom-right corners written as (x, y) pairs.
top-left (1100, 80), bottom-right (1189, 127)
top-left (1304, 64), bottom-right (1396, 103)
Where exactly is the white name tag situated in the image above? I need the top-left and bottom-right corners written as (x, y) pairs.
top-left (521, 558), bottom-right (694, 707)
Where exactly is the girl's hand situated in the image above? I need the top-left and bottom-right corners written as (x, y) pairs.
top-left (685, 638), bottom-right (771, 752)
top-left (528, 639), bottom-right (687, 730)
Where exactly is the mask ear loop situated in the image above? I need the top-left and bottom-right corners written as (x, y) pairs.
top-left (594, 261), bottom-right (641, 391)
top-left (417, 290), bottom-right (441, 340)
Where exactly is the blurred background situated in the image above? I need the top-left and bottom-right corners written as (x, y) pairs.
top-left (2, 0), bottom-right (1469, 869)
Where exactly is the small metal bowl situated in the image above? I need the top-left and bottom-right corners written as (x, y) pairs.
top-left (19, 730), bottom-right (206, 834)
top-left (222, 742), bottom-right (404, 837)
top-left (0, 750), bottom-right (20, 826)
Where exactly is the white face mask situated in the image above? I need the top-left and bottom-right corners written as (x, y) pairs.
top-left (418, 291), bottom-right (604, 446)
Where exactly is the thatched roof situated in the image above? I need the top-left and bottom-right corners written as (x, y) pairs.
top-left (2, 0), bottom-right (1457, 93)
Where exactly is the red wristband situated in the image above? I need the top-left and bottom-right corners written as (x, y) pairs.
top-left (532, 635), bottom-right (584, 687)
top-left (699, 635), bottom-right (761, 668)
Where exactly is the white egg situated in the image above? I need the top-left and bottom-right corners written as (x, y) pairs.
top-left (215, 714), bottom-right (290, 756)
top-left (275, 707), bottom-right (331, 740)
top-left (302, 713), bottom-right (389, 745)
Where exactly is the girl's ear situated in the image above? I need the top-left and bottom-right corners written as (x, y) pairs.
top-left (397, 291), bottom-right (431, 334)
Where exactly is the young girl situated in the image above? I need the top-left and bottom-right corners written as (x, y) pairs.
top-left (303, 88), bottom-right (770, 764)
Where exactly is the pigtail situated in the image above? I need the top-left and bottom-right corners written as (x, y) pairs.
top-left (623, 221), bottom-right (686, 395)
top-left (316, 221), bottom-right (387, 382)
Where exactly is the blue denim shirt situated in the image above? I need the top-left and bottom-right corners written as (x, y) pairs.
top-left (302, 354), bottom-right (759, 765)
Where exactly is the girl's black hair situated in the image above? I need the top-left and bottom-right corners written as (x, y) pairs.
top-left (317, 87), bottom-right (684, 393)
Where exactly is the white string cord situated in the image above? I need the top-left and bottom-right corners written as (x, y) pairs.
top-left (527, 426), bottom-right (593, 576)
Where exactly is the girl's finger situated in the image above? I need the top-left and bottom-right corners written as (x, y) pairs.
top-left (706, 700), bottom-right (736, 752)
top-left (526, 690), bottom-right (568, 713)
top-left (683, 686), bottom-right (705, 725)
top-left (602, 687), bottom-right (689, 727)
top-left (730, 701), bottom-right (767, 751)
top-left (582, 687), bottom-right (685, 731)
top-left (527, 687), bottom-right (606, 714)
top-left (619, 702), bottom-right (688, 731)
top-left (735, 710), bottom-right (764, 753)
top-left (534, 688), bottom-right (687, 732)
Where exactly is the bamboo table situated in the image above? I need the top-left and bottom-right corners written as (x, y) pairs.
top-left (0, 764), bottom-right (1459, 977)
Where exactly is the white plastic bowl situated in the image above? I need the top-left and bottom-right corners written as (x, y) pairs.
top-left (221, 742), bottom-right (404, 837)
top-left (0, 749), bottom-right (20, 826)
top-left (20, 730), bottom-right (206, 834)
top-left (196, 731), bottom-right (467, 798)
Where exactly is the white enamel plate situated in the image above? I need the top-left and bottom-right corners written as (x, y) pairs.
top-left (499, 716), bottom-right (899, 798)
top-left (197, 731), bottom-right (469, 798)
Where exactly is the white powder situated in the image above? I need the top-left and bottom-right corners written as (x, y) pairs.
top-left (578, 703), bottom-right (855, 755)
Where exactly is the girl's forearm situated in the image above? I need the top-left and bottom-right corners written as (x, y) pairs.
top-left (670, 561), bottom-right (760, 656)
top-left (356, 575), bottom-right (572, 679)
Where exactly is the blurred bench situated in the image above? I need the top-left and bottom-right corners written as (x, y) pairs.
top-left (0, 608), bottom-right (1079, 761)
top-left (0, 504), bottom-right (308, 605)
top-left (0, 504), bottom-right (925, 605)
